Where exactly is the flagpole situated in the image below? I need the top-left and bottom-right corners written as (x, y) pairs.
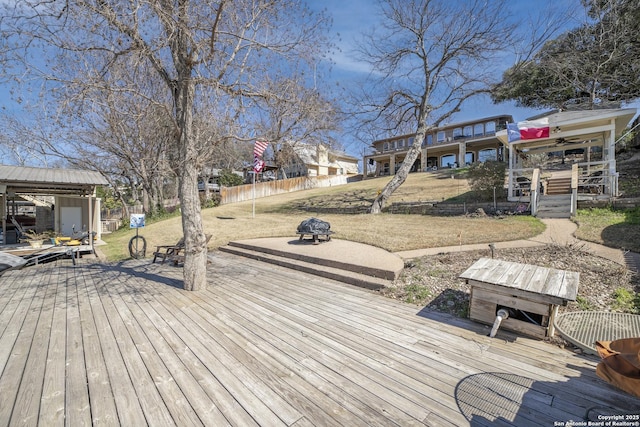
top-left (252, 140), bottom-right (269, 219)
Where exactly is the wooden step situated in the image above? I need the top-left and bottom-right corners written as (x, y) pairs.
top-left (545, 178), bottom-right (572, 195)
top-left (536, 195), bottom-right (572, 218)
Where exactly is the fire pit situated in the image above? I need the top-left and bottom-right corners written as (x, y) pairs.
top-left (296, 217), bottom-right (334, 244)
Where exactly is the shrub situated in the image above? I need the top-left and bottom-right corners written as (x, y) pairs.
top-left (612, 288), bottom-right (640, 314)
top-left (200, 192), bottom-right (221, 208)
top-left (467, 161), bottom-right (507, 201)
top-left (219, 169), bottom-right (245, 187)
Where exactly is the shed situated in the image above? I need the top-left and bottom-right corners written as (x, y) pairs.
top-left (0, 165), bottom-right (108, 249)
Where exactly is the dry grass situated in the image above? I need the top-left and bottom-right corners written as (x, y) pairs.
top-left (101, 171), bottom-right (542, 260)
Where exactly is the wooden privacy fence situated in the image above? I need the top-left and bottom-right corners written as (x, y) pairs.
top-left (220, 175), bottom-right (352, 204)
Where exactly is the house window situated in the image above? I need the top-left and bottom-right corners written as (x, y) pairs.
top-left (479, 148), bottom-right (497, 162)
top-left (453, 128), bottom-right (462, 139)
top-left (485, 121), bottom-right (496, 135)
top-left (441, 154), bottom-right (456, 168)
top-left (463, 126), bottom-right (473, 137)
top-left (474, 123), bottom-right (484, 136)
top-left (383, 142), bottom-right (389, 151)
top-left (408, 137), bottom-right (414, 146)
top-left (425, 134), bottom-right (433, 146)
top-left (390, 140), bottom-right (396, 150)
top-left (437, 131), bottom-right (445, 143)
top-left (398, 139), bottom-right (404, 148)
top-left (465, 152), bottom-right (474, 165)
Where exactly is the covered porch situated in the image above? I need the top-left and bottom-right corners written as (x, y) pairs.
top-left (497, 108), bottom-right (637, 216)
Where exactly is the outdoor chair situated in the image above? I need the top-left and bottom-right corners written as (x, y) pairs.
top-left (171, 234), bottom-right (212, 266)
top-left (10, 217), bottom-right (27, 242)
top-left (152, 237), bottom-right (185, 264)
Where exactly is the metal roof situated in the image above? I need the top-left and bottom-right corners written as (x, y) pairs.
top-left (0, 165), bottom-right (108, 195)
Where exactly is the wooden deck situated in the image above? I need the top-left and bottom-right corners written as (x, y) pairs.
top-left (0, 253), bottom-right (637, 426)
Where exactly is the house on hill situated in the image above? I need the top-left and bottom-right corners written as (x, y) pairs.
top-left (495, 108), bottom-right (637, 217)
top-left (363, 115), bottom-right (513, 177)
top-left (279, 143), bottom-right (359, 178)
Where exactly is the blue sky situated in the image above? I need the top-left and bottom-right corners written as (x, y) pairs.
top-left (311, 0), bottom-right (582, 128)
top-left (310, 0), bottom-right (640, 157)
top-left (2, 0), bottom-right (636, 162)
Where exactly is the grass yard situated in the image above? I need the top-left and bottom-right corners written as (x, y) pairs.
top-left (575, 207), bottom-right (640, 253)
top-left (101, 172), bottom-right (543, 260)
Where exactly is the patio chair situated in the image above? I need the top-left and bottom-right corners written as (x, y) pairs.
top-left (152, 237), bottom-right (185, 264)
top-left (171, 234), bottom-right (212, 266)
top-left (10, 217), bottom-right (27, 242)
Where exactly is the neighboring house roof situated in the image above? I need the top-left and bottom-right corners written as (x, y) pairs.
top-left (293, 144), bottom-right (358, 166)
top-left (0, 165), bottom-right (108, 195)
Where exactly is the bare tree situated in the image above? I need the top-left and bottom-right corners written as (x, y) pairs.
top-left (353, 0), bottom-right (519, 213)
top-left (247, 76), bottom-right (340, 178)
top-left (1, 0), bottom-right (330, 290)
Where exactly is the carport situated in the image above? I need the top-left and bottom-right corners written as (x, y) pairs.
top-left (0, 165), bottom-right (108, 248)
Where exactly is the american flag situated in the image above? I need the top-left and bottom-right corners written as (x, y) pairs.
top-left (254, 140), bottom-right (269, 157)
top-left (253, 140), bottom-right (269, 172)
top-left (253, 157), bottom-right (265, 173)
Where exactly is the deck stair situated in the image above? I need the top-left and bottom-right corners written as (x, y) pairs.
top-left (545, 177), bottom-right (572, 195)
top-left (536, 194), bottom-right (572, 218)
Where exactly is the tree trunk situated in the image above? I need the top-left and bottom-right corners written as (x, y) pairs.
top-left (175, 77), bottom-right (207, 291)
top-left (369, 123), bottom-right (430, 214)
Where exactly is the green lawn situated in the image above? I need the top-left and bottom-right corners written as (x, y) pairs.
top-left (574, 207), bottom-right (640, 253)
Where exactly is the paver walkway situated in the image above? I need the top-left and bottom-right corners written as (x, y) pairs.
top-left (395, 218), bottom-right (640, 273)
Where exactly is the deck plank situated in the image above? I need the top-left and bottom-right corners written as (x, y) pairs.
top-left (0, 254), bottom-right (638, 427)
top-left (12, 265), bottom-right (57, 426)
top-left (0, 267), bottom-right (46, 425)
top-left (39, 263), bottom-right (67, 426)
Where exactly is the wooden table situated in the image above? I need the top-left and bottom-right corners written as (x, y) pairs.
top-left (459, 258), bottom-right (579, 339)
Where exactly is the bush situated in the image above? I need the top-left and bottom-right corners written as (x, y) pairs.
top-left (200, 192), bottom-right (221, 209)
top-left (467, 161), bottom-right (507, 201)
top-left (219, 169), bottom-right (244, 187)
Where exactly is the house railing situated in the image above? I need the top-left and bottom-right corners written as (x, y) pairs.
top-left (530, 168), bottom-right (541, 216)
top-left (507, 168), bottom-right (535, 201)
top-left (575, 160), bottom-right (615, 198)
top-left (571, 164), bottom-right (579, 215)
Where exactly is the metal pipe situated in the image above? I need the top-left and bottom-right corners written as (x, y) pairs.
top-left (489, 308), bottom-right (510, 338)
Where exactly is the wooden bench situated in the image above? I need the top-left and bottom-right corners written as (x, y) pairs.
top-left (459, 258), bottom-right (579, 339)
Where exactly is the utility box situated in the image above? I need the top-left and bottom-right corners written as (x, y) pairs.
top-left (460, 258), bottom-right (579, 339)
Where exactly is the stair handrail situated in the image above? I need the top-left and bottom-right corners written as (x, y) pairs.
top-left (530, 168), bottom-right (540, 216)
top-left (570, 164), bottom-right (578, 216)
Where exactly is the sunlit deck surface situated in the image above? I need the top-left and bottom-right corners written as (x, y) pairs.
top-left (1, 253), bottom-right (637, 426)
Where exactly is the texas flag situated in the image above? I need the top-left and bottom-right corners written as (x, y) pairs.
top-left (507, 118), bottom-right (550, 143)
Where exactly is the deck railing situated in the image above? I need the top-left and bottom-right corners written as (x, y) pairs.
top-left (530, 168), bottom-right (541, 216)
top-left (575, 160), bottom-right (615, 198)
